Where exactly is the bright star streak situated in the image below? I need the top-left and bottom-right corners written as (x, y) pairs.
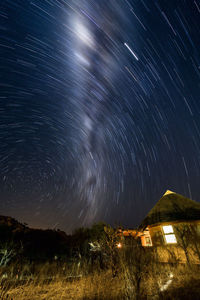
top-left (124, 42), bottom-right (139, 61)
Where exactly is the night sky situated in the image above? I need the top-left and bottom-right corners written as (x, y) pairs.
top-left (0, 0), bottom-right (200, 232)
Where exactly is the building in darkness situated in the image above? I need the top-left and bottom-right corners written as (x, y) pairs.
top-left (138, 190), bottom-right (200, 263)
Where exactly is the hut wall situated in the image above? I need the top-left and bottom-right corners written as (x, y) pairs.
top-left (148, 221), bottom-right (200, 264)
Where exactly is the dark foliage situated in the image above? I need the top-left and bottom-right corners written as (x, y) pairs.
top-left (0, 216), bottom-right (109, 264)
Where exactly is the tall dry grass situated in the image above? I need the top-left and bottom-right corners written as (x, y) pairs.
top-left (1, 248), bottom-right (200, 300)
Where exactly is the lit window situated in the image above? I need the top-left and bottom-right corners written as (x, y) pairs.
top-left (163, 225), bottom-right (173, 234)
top-left (165, 234), bottom-right (177, 244)
top-left (162, 225), bottom-right (177, 244)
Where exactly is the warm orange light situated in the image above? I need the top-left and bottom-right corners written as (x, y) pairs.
top-left (117, 242), bottom-right (122, 248)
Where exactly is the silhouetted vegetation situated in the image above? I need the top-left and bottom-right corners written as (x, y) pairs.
top-left (0, 215), bottom-right (200, 299)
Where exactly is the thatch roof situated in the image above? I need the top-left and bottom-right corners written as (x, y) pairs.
top-left (139, 190), bottom-right (200, 230)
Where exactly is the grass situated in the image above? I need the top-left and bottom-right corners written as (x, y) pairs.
top-left (1, 254), bottom-right (200, 299)
top-left (1, 268), bottom-right (124, 300)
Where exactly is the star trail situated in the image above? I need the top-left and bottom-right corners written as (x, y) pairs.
top-left (0, 0), bottom-right (200, 232)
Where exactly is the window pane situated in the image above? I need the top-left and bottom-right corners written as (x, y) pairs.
top-left (165, 234), bottom-right (177, 244)
top-left (163, 225), bottom-right (174, 234)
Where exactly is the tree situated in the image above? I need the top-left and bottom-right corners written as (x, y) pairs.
top-left (120, 237), bottom-right (153, 300)
top-left (174, 223), bottom-right (200, 264)
top-left (103, 225), bottom-right (121, 277)
top-left (174, 224), bottom-right (192, 265)
top-left (173, 222), bottom-right (200, 265)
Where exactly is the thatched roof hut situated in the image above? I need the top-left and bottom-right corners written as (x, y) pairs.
top-left (139, 190), bottom-right (200, 230)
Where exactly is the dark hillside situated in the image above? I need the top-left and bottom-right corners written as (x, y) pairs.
top-left (0, 215), bottom-right (71, 262)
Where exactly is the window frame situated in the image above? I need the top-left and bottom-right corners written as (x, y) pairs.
top-left (162, 225), bottom-right (177, 244)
